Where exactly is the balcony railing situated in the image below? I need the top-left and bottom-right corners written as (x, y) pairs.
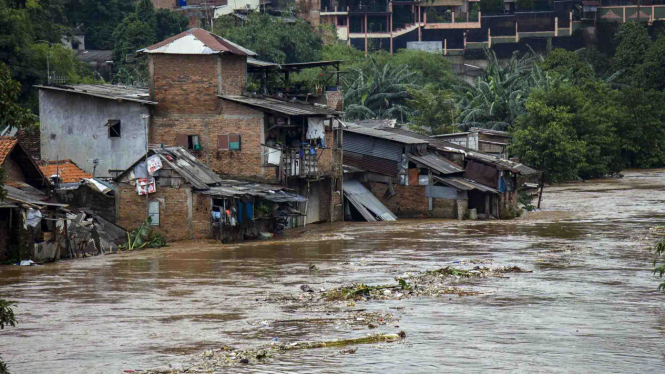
top-left (349, 4), bottom-right (390, 12)
top-left (282, 148), bottom-right (319, 179)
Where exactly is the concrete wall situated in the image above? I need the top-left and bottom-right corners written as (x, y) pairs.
top-left (39, 90), bottom-right (150, 178)
top-left (407, 41), bottom-right (443, 53)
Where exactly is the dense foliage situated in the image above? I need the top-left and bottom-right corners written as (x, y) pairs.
top-left (212, 13), bottom-right (330, 64)
top-left (0, 298), bottom-right (17, 374)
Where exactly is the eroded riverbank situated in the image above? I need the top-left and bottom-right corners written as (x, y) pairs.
top-left (1, 169), bottom-right (665, 373)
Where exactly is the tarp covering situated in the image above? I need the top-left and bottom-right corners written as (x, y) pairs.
top-left (343, 179), bottom-right (397, 222)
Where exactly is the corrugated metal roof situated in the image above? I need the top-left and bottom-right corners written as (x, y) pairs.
top-left (346, 119), bottom-right (396, 129)
top-left (4, 185), bottom-right (68, 207)
top-left (344, 131), bottom-right (404, 161)
top-left (77, 50), bottom-right (113, 63)
top-left (409, 153), bottom-right (464, 175)
top-left (153, 147), bottom-right (223, 190)
top-left (219, 95), bottom-right (339, 116)
top-left (199, 181), bottom-right (306, 202)
top-left (434, 176), bottom-right (499, 194)
top-left (36, 84), bottom-right (155, 105)
top-left (344, 126), bottom-right (428, 145)
top-left (343, 179), bottom-right (397, 221)
top-left (143, 28), bottom-right (256, 56)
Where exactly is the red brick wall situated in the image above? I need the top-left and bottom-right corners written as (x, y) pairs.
top-left (325, 90), bottom-right (343, 111)
top-left (367, 182), bottom-right (429, 218)
top-left (152, 0), bottom-right (176, 9)
top-left (117, 183), bottom-right (210, 242)
top-left (151, 54), bottom-right (246, 115)
top-left (150, 101), bottom-right (279, 182)
top-left (317, 130), bottom-right (341, 177)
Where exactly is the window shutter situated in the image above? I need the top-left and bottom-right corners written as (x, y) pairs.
top-left (229, 134), bottom-right (241, 151)
top-left (218, 135), bottom-right (229, 150)
top-left (176, 134), bottom-right (188, 147)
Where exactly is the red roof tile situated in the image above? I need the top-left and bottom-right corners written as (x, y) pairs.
top-left (38, 159), bottom-right (92, 183)
top-left (0, 137), bottom-right (18, 165)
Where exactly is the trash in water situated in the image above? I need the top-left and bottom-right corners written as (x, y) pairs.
top-left (20, 260), bottom-right (35, 266)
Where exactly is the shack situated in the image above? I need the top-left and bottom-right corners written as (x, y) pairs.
top-left (115, 147), bottom-right (307, 243)
top-left (342, 126), bottom-right (470, 220)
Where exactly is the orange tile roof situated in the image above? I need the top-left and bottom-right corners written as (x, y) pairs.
top-left (38, 159), bottom-right (92, 183)
top-left (0, 137), bottom-right (18, 165)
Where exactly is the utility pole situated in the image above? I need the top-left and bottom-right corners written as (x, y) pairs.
top-left (36, 40), bottom-right (53, 85)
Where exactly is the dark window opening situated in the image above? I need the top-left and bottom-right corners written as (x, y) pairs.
top-left (338, 16), bottom-right (347, 26)
top-left (108, 120), bottom-right (121, 138)
top-left (176, 134), bottom-right (201, 150)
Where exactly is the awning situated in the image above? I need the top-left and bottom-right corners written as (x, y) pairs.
top-left (263, 190), bottom-right (308, 203)
top-left (408, 153), bottom-right (464, 175)
top-left (434, 176), bottom-right (499, 194)
top-left (343, 180), bottom-right (397, 222)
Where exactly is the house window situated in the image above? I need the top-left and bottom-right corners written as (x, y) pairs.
top-left (176, 134), bottom-right (201, 150)
top-left (148, 201), bottom-right (160, 226)
top-left (218, 134), bottom-right (242, 151)
top-left (108, 120), bottom-right (121, 138)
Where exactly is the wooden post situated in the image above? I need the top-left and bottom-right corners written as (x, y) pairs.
top-left (452, 11), bottom-right (455, 23)
top-left (478, 11), bottom-right (481, 24)
top-left (488, 28), bottom-right (491, 47)
top-left (444, 39), bottom-right (447, 55)
top-left (537, 175), bottom-right (544, 209)
top-left (555, 17), bottom-right (558, 36)
top-left (365, 13), bottom-right (368, 55)
top-left (485, 195), bottom-right (490, 219)
top-left (386, 15), bottom-right (389, 32)
top-left (424, 11), bottom-right (427, 25)
top-left (464, 32), bottom-right (467, 50)
top-left (623, 7), bottom-right (626, 22)
top-left (569, 11), bottom-right (573, 34)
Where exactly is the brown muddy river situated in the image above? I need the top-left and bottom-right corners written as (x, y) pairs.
top-left (2, 169), bottom-right (665, 373)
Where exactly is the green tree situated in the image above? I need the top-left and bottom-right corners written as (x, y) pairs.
top-left (516, 0), bottom-right (533, 10)
top-left (343, 57), bottom-right (420, 122)
top-left (539, 48), bottom-right (594, 85)
top-left (407, 85), bottom-right (458, 134)
top-left (113, 0), bottom-right (157, 64)
top-left (638, 35), bottom-right (665, 91)
top-left (374, 49), bottom-right (455, 89)
top-left (212, 13), bottom-right (324, 63)
top-left (66, 0), bottom-right (137, 50)
top-left (155, 8), bottom-right (189, 41)
top-left (615, 87), bottom-right (665, 168)
top-left (612, 22), bottom-right (651, 80)
top-left (0, 299), bottom-right (17, 374)
top-left (510, 98), bottom-right (586, 184)
top-left (524, 83), bottom-right (622, 179)
top-left (479, 0), bottom-right (503, 14)
top-left (455, 47), bottom-right (552, 129)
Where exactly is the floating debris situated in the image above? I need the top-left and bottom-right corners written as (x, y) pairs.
top-left (141, 332), bottom-right (406, 372)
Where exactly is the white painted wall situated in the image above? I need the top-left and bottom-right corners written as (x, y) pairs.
top-left (39, 90), bottom-right (151, 178)
top-left (214, 0), bottom-right (262, 16)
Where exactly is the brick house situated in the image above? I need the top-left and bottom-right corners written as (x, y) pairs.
top-left (142, 28), bottom-right (343, 225)
top-left (115, 147), bottom-right (306, 242)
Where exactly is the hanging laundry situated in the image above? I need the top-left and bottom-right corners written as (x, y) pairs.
top-left (306, 117), bottom-right (326, 143)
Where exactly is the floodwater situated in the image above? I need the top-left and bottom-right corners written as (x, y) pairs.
top-left (1, 169), bottom-right (665, 373)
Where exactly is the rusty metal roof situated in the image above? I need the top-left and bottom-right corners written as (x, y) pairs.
top-left (142, 28), bottom-right (256, 56)
top-left (344, 126), bottom-right (428, 145)
top-left (434, 176), bottom-right (499, 194)
top-left (36, 84), bottom-right (156, 105)
top-left (219, 95), bottom-right (339, 116)
top-left (409, 153), bottom-right (464, 175)
top-left (200, 181), bottom-right (306, 202)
